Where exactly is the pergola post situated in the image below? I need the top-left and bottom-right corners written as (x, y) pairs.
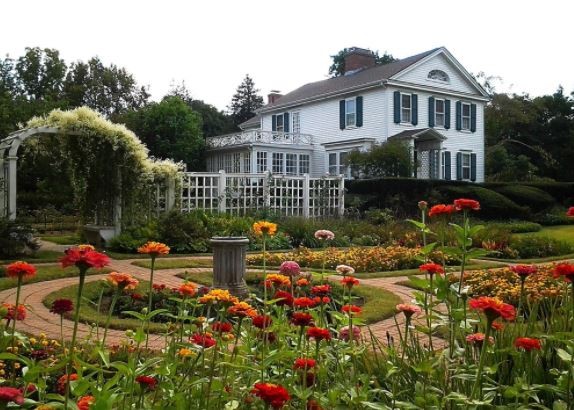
top-left (7, 156), bottom-right (18, 220)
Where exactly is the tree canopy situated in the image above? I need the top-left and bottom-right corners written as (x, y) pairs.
top-left (347, 140), bottom-right (413, 178)
top-left (329, 48), bottom-right (396, 77)
top-left (228, 74), bottom-right (264, 127)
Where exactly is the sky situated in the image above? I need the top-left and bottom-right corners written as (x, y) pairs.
top-left (1, 0), bottom-right (573, 111)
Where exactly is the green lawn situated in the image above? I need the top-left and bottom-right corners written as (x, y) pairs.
top-left (516, 225), bottom-right (574, 244)
top-left (131, 258), bottom-right (213, 269)
top-left (40, 234), bottom-right (80, 245)
top-left (0, 250), bottom-right (64, 264)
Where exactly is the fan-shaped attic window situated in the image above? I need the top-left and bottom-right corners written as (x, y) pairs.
top-left (428, 70), bottom-right (449, 82)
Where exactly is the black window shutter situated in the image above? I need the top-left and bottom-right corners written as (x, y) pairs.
top-left (470, 153), bottom-right (477, 181)
top-left (283, 112), bottom-right (290, 132)
top-left (428, 97), bottom-right (435, 128)
top-left (339, 100), bottom-right (346, 130)
top-left (445, 99), bottom-right (451, 129)
top-left (470, 103), bottom-right (477, 132)
top-left (411, 94), bottom-right (418, 125)
top-left (456, 152), bottom-right (462, 180)
top-left (444, 151), bottom-right (451, 180)
top-left (356, 96), bottom-right (363, 127)
top-left (393, 91), bottom-right (400, 123)
top-left (272, 115), bottom-right (277, 131)
top-left (455, 101), bottom-right (462, 130)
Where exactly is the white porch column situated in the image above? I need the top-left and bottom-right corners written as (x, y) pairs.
top-left (0, 158), bottom-right (5, 218)
top-left (218, 170), bottom-right (227, 213)
top-left (337, 175), bottom-right (345, 217)
top-left (302, 173), bottom-right (310, 218)
top-left (251, 148), bottom-right (257, 174)
top-left (7, 156), bottom-right (17, 220)
top-left (165, 175), bottom-right (176, 211)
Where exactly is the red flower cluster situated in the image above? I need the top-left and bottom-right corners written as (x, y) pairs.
top-left (567, 207), bottom-right (574, 217)
top-left (50, 299), bottom-right (74, 315)
top-left (136, 375), bottom-right (158, 390)
top-left (306, 327), bottom-right (331, 342)
top-left (510, 264), bottom-right (537, 278)
top-left (554, 263), bottom-right (574, 282)
top-left (428, 204), bottom-right (455, 218)
top-left (310, 285), bottom-right (331, 297)
top-left (469, 296), bottom-right (516, 321)
top-left (190, 333), bottom-right (216, 348)
top-left (5, 261), bottom-right (36, 279)
top-left (293, 358), bottom-right (316, 370)
top-left (514, 337), bottom-right (542, 352)
top-left (251, 383), bottom-right (290, 409)
top-left (491, 321), bottom-right (504, 331)
top-left (2, 303), bottom-right (26, 321)
top-left (211, 321), bottom-right (233, 333)
top-left (0, 386), bottom-right (24, 405)
top-left (312, 296), bottom-right (330, 305)
top-left (153, 283), bottom-right (167, 292)
top-left (60, 246), bottom-right (110, 270)
top-left (419, 263), bottom-right (444, 276)
top-left (291, 312), bottom-right (314, 327)
top-left (294, 297), bottom-right (316, 309)
top-left (341, 305), bottom-right (362, 315)
top-left (341, 276), bottom-right (360, 288)
top-left (453, 198), bottom-right (480, 211)
top-left (252, 314), bottom-right (273, 329)
top-left (77, 395), bottom-right (95, 410)
top-left (274, 290), bottom-right (294, 307)
top-left (57, 373), bottom-right (79, 394)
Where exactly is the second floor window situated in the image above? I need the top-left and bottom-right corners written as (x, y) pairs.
top-left (292, 112), bottom-right (300, 134)
top-left (275, 115), bottom-right (284, 132)
top-left (435, 99), bottom-right (445, 128)
top-left (401, 94), bottom-right (411, 123)
top-left (461, 103), bottom-right (471, 130)
top-left (346, 99), bottom-right (356, 127)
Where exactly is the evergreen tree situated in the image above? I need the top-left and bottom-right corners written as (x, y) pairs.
top-left (228, 74), bottom-right (264, 127)
top-left (329, 48), bottom-right (396, 77)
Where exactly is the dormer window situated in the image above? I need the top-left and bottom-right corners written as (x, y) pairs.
top-left (428, 70), bottom-right (449, 82)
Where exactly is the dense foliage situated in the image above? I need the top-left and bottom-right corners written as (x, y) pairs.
top-left (0, 218), bottom-right (39, 258)
top-left (347, 140), bottom-right (414, 177)
top-left (328, 48), bottom-right (396, 77)
top-left (228, 74), bottom-right (264, 127)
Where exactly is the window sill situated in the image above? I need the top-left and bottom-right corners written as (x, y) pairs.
top-left (344, 126), bottom-right (359, 130)
top-left (399, 122), bottom-right (414, 127)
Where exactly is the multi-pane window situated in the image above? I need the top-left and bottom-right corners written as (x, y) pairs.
top-left (243, 152), bottom-right (251, 173)
top-left (275, 114), bottom-right (284, 132)
top-left (339, 152), bottom-right (349, 176)
top-left (462, 103), bottom-right (471, 130)
top-left (435, 99), bottom-right (445, 127)
top-left (346, 99), bottom-right (356, 127)
top-left (272, 153), bottom-right (284, 174)
top-left (292, 112), bottom-right (300, 134)
top-left (286, 154), bottom-right (297, 175)
top-left (441, 151), bottom-right (446, 179)
top-left (232, 153), bottom-right (241, 173)
top-left (224, 154), bottom-right (232, 172)
top-left (328, 153), bottom-right (338, 175)
top-left (328, 151), bottom-right (350, 176)
top-left (299, 154), bottom-right (310, 175)
top-left (461, 152), bottom-right (471, 180)
top-left (401, 94), bottom-right (411, 123)
top-left (257, 152), bottom-right (267, 173)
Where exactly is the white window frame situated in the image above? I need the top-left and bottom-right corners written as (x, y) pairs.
top-left (272, 152), bottom-right (285, 174)
top-left (435, 98), bottom-right (445, 128)
top-left (285, 153), bottom-right (297, 175)
top-left (256, 151), bottom-right (268, 173)
top-left (292, 112), bottom-right (300, 134)
top-left (428, 70), bottom-right (449, 82)
top-left (243, 152), bottom-right (251, 173)
top-left (401, 93), bottom-right (411, 124)
top-left (327, 151), bottom-right (351, 177)
top-left (461, 103), bottom-right (471, 131)
top-left (299, 154), bottom-right (310, 175)
top-left (275, 114), bottom-right (284, 132)
top-left (441, 151), bottom-right (446, 179)
top-left (345, 99), bottom-right (356, 127)
top-left (461, 152), bottom-right (471, 180)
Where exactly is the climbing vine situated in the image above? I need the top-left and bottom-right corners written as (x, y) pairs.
top-left (27, 107), bottom-right (182, 225)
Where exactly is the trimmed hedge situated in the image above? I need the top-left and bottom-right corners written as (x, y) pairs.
top-left (346, 178), bottom-right (574, 221)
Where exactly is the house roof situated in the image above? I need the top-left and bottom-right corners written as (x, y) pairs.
top-left (239, 114), bottom-right (261, 130)
top-left (260, 48), bottom-right (441, 113)
top-left (388, 128), bottom-right (446, 141)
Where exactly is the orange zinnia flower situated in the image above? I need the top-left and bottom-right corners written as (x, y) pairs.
top-left (252, 221), bottom-right (278, 237)
top-left (107, 272), bottom-right (139, 290)
top-left (341, 305), bottom-right (362, 315)
top-left (264, 274), bottom-right (291, 288)
top-left (177, 282), bottom-right (197, 297)
top-left (228, 301), bottom-right (257, 318)
top-left (198, 289), bottom-right (239, 305)
top-left (77, 395), bottom-right (95, 410)
top-left (2, 303), bottom-right (26, 321)
top-left (137, 241), bottom-right (170, 256)
top-left (5, 261), bottom-right (37, 279)
top-left (341, 276), bottom-right (359, 288)
top-left (469, 296), bottom-right (516, 322)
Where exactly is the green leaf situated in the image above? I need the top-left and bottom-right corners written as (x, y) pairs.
top-left (556, 348), bottom-right (572, 362)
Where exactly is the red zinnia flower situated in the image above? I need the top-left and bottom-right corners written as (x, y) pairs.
top-left (312, 296), bottom-right (330, 305)
top-left (510, 264), bottom-right (537, 278)
top-left (553, 263), bottom-right (574, 282)
top-left (5, 261), bottom-right (36, 279)
top-left (466, 332), bottom-right (494, 346)
top-left (2, 303), bottom-right (26, 321)
top-left (491, 321), bottom-right (504, 331)
top-left (396, 303), bottom-right (422, 319)
top-left (251, 383), bottom-right (290, 409)
top-left (77, 395), bottom-right (95, 410)
top-left (291, 312), bottom-right (314, 327)
top-left (419, 263), bottom-right (444, 276)
top-left (453, 198), bottom-right (480, 211)
top-left (294, 358), bottom-right (316, 370)
top-left (469, 296), bottom-right (516, 322)
top-left (294, 297), bottom-right (316, 309)
top-left (57, 373), bottom-right (79, 394)
top-left (567, 207), bottom-right (574, 217)
top-left (514, 337), bottom-right (542, 352)
top-left (60, 246), bottom-right (110, 270)
top-left (310, 285), bottom-right (331, 297)
top-left (211, 321), bottom-right (233, 333)
top-left (428, 204), bottom-right (456, 218)
top-left (190, 333), bottom-right (216, 348)
top-left (306, 327), bottom-right (331, 342)
top-left (0, 386), bottom-right (24, 405)
top-left (279, 261), bottom-right (301, 277)
top-left (50, 299), bottom-right (74, 315)
top-left (274, 290), bottom-right (294, 307)
top-left (252, 314), bottom-right (273, 329)
top-left (136, 375), bottom-right (158, 390)
top-left (341, 276), bottom-right (360, 288)
top-left (341, 305), bottom-right (362, 315)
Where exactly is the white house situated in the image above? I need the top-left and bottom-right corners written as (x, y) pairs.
top-left (206, 47), bottom-right (490, 182)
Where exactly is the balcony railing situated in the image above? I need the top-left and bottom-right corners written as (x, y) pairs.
top-left (206, 130), bottom-right (313, 148)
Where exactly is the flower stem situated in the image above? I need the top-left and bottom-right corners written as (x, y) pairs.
top-left (10, 274), bottom-right (23, 349)
top-left (145, 256), bottom-right (156, 349)
top-left (102, 288), bottom-right (120, 346)
top-left (470, 319), bottom-right (492, 399)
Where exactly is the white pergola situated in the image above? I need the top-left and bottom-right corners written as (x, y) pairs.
top-left (0, 127), bottom-right (81, 220)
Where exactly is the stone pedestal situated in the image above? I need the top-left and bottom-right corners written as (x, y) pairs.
top-left (210, 236), bottom-right (250, 298)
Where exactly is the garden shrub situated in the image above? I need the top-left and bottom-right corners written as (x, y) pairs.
top-left (0, 218), bottom-right (40, 258)
top-left (490, 185), bottom-right (555, 212)
top-left (508, 235), bottom-right (574, 259)
top-left (489, 221), bottom-right (542, 233)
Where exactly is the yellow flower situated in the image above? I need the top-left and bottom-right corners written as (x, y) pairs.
top-left (177, 348), bottom-right (195, 357)
top-left (198, 289), bottom-right (239, 305)
top-left (252, 221), bottom-right (278, 237)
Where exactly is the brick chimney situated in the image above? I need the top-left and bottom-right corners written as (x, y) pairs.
top-left (267, 90), bottom-right (283, 105)
top-left (344, 47), bottom-right (376, 75)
